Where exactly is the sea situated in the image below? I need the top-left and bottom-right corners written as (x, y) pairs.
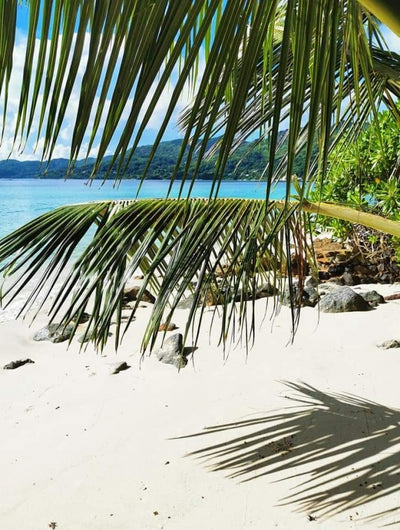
top-left (0, 178), bottom-right (291, 240)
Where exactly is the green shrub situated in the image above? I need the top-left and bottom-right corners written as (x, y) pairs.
top-left (311, 106), bottom-right (400, 235)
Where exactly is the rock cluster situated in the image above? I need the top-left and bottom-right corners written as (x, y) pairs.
top-left (313, 238), bottom-right (400, 284)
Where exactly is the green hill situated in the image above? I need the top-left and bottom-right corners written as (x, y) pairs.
top-left (0, 133), bottom-right (316, 180)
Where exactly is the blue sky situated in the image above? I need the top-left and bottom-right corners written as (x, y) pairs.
top-left (2, 4), bottom-right (400, 162)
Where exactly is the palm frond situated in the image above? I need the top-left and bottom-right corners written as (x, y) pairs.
top-left (0, 198), bottom-right (310, 352)
top-left (0, 0), bottom-right (397, 191)
top-left (2, 197), bottom-right (399, 353)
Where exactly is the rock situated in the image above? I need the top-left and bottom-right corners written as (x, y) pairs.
top-left (176, 294), bottom-right (198, 309)
top-left (319, 287), bottom-right (371, 313)
top-left (318, 282), bottom-right (341, 296)
top-left (255, 282), bottom-right (277, 298)
top-left (123, 286), bottom-right (156, 304)
top-left (3, 358), bottom-right (35, 370)
top-left (305, 276), bottom-right (319, 288)
top-left (327, 263), bottom-right (345, 277)
top-left (359, 290), bottom-right (385, 308)
top-left (304, 285), bottom-right (319, 306)
top-left (72, 312), bottom-right (90, 324)
top-left (378, 339), bottom-right (400, 350)
top-left (33, 323), bottom-right (75, 343)
top-left (342, 271), bottom-right (357, 286)
top-left (158, 322), bottom-right (178, 332)
top-left (281, 283), bottom-right (318, 308)
top-left (327, 276), bottom-right (344, 286)
top-left (111, 362), bottom-right (130, 374)
top-left (155, 333), bottom-right (187, 368)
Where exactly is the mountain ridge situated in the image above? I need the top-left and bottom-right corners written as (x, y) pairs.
top-left (0, 133), bottom-right (311, 180)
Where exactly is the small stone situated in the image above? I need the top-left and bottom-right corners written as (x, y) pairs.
top-left (305, 276), bottom-right (319, 288)
top-left (177, 294), bottom-right (198, 309)
top-left (111, 362), bottom-right (130, 375)
top-left (155, 333), bottom-right (187, 368)
top-left (360, 290), bottom-right (385, 308)
top-left (384, 293), bottom-right (400, 301)
top-left (33, 323), bottom-right (75, 343)
top-left (3, 359), bottom-right (35, 370)
top-left (123, 286), bottom-right (155, 304)
top-left (72, 312), bottom-right (90, 324)
top-left (158, 322), bottom-right (178, 332)
top-left (378, 339), bottom-right (400, 350)
top-left (304, 285), bottom-right (319, 305)
top-left (281, 283), bottom-right (318, 308)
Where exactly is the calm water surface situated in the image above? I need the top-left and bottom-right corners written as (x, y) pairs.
top-left (0, 179), bottom-right (290, 239)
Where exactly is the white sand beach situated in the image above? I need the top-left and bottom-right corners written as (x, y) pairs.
top-left (1, 283), bottom-right (400, 529)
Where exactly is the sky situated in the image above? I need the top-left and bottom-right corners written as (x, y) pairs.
top-left (1, 4), bottom-right (400, 162)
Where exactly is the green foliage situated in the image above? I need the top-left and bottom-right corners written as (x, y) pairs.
top-left (311, 106), bottom-right (400, 238)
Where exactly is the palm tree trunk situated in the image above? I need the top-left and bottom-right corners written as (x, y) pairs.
top-left (282, 200), bottom-right (400, 237)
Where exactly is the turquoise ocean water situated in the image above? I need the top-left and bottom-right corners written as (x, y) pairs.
top-left (0, 179), bottom-right (291, 239)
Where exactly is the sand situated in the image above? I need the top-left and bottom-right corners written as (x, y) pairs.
top-left (1, 283), bottom-right (400, 529)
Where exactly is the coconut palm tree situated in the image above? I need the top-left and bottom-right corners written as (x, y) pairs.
top-left (0, 0), bottom-right (399, 353)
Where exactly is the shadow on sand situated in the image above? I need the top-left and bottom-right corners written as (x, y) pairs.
top-left (173, 382), bottom-right (400, 525)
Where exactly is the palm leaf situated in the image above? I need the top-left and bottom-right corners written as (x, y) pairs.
top-left (0, 0), bottom-right (396, 188)
top-left (2, 197), bottom-right (399, 353)
top-left (0, 198), bottom-right (306, 352)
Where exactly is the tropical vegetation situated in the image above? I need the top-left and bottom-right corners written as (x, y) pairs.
top-left (312, 105), bottom-right (400, 229)
top-left (1, 0), bottom-right (400, 354)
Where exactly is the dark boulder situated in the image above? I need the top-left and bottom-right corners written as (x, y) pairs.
top-left (320, 287), bottom-right (371, 313)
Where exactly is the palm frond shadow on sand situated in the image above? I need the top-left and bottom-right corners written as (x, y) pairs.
top-left (174, 382), bottom-right (400, 525)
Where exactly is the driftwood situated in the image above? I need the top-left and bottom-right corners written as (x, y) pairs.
top-left (384, 293), bottom-right (400, 301)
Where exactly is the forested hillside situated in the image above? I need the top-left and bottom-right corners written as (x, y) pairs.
top-left (0, 133), bottom-right (315, 180)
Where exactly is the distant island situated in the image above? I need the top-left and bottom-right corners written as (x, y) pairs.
top-left (0, 133), bottom-right (314, 180)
